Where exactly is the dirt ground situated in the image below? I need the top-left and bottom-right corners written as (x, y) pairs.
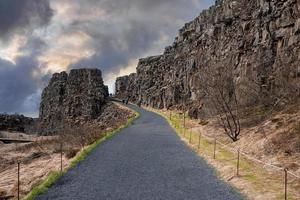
top-left (0, 102), bottom-right (134, 200)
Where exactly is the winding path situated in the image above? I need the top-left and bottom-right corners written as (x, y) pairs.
top-left (37, 104), bottom-right (243, 200)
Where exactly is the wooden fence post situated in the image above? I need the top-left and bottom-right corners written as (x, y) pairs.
top-left (198, 133), bottom-right (201, 153)
top-left (183, 112), bottom-right (186, 128)
top-left (213, 138), bottom-right (217, 159)
top-left (284, 168), bottom-right (288, 200)
top-left (60, 142), bottom-right (63, 172)
top-left (237, 149), bottom-right (240, 176)
top-left (17, 162), bottom-right (20, 200)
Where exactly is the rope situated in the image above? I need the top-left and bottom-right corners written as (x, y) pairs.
top-left (239, 151), bottom-right (284, 172)
top-left (169, 111), bottom-right (300, 179)
top-left (287, 171), bottom-right (300, 179)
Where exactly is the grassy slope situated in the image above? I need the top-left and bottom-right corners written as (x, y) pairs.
top-left (148, 108), bottom-right (299, 200)
top-left (23, 109), bottom-right (140, 200)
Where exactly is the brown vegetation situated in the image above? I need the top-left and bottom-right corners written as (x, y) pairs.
top-left (149, 104), bottom-right (300, 200)
top-left (0, 102), bottom-right (134, 200)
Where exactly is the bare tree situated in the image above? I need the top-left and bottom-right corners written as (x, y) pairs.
top-left (199, 64), bottom-right (241, 142)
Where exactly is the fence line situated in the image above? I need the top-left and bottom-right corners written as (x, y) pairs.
top-left (0, 144), bottom-right (64, 200)
top-left (167, 109), bottom-right (300, 200)
top-left (216, 139), bottom-right (286, 172)
top-left (170, 111), bottom-right (300, 179)
top-left (287, 171), bottom-right (300, 179)
top-left (8, 145), bottom-right (64, 200)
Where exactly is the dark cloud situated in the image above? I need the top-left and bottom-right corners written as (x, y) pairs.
top-left (20, 36), bottom-right (48, 57)
top-left (70, 20), bottom-right (161, 74)
top-left (0, 57), bottom-right (39, 114)
top-left (64, 0), bottom-right (212, 76)
top-left (0, 0), bottom-right (214, 115)
top-left (0, 0), bottom-right (53, 40)
top-left (0, 37), bottom-right (50, 115)
top-left (0, 0), bottom-right (53, 115)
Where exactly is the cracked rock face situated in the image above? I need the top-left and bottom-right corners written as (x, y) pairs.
top-left (115, 73), bottom-right (137, 101)
top-left (116, 0), bottom-right (300, 118)
top-left (39, 69), bottom-right (109, 134)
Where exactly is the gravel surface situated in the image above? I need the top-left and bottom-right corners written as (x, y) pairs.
top-left (37, 104), bottom-right (243, 200)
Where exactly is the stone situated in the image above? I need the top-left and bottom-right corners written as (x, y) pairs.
top-left (39, 68), bottom-right (109, 134)
top-left (115, 0), bottom-right (300, 119)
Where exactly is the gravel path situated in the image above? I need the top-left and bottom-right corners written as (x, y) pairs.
top-left (37, 104), bottom-right (243, 200)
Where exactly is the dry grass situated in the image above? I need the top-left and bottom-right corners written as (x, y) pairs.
top-left (0, 103), bottom-right (136, 200)
top-left (148, 107), bottom-right (300, 200)
top-left (24, 109), bottom-right (140, 200)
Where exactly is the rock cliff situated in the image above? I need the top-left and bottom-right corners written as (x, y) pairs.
top-left (115, 73), bottom-right (137, 101)
top-left (39, 69), bottom-right (109, 134)
top-left (0, 114), bottom-right (34, 133)
top-left (116, 0), bottom-right (300, 117)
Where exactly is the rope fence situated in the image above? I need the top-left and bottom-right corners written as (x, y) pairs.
top-left (168, 110), bottom-right (300, 200)
top-left (2, 109), bottom-right (299, 199)
top-left (0, 141), bottom-right (65, 200)
top-left (17, 143), bottom-right (64, 200)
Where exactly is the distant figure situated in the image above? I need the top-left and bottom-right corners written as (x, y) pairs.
top-left (137, 100), bottom-right (142, 107)
top-left (125, 96), bottom-right (130, 105)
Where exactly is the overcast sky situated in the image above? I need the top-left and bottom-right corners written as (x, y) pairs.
top-left (0, 0), bottom-right (214, 117)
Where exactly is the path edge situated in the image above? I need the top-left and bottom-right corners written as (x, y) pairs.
top-left (23, 107), bottom-right (140, 200)
top-left (143, 106), bottom-right (245, 199)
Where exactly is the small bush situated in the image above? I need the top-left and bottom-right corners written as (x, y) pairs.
top-left (65, 148), bottom-right (80, 159)
top-left (0, 188), bottom-right (7, 197)
top-left (198, 120), bottom-right (209, 126)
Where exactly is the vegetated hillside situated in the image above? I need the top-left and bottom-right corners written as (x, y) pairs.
top-left (115, 0), bottom-right (300, 167)
top-left (0, 114), bottom-right (34, 133)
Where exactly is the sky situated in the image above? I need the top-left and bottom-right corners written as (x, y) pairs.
top-left (0, 0), bottom-right (214, 117)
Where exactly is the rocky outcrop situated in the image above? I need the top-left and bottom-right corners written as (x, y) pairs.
top-left (39, 69), bottom-right (109, 134)
top-left (116, 0), bottom-right (300, 118)
top-left (0, 114), bottom-right (34, 133)
top-left (115, 73), bottom-right (137, 101)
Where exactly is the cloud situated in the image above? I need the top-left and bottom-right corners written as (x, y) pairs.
top-left (0, 0), bottom-right (53, 41)
top-left (0, 0), bottom-right (214, 115)
top-left (65, 0), bottom-right (213, 77)
top-left (0, 57), bottom-right (38, 114)
top-left (0, 0), bottom-right (53, 115)
top-left (62, 0), bottom-right (214, 94)
top-left (69, 20), bottom-right (161, 75)
top-left (0, 37), bottom-right (51, 115)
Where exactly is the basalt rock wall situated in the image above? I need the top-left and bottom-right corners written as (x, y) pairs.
top-left (115, 73), bottom-right (137, 101)
top-left (39, 69), bottom-right (109, 134)
top-left (116, 0), bottom-right (300, 117)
